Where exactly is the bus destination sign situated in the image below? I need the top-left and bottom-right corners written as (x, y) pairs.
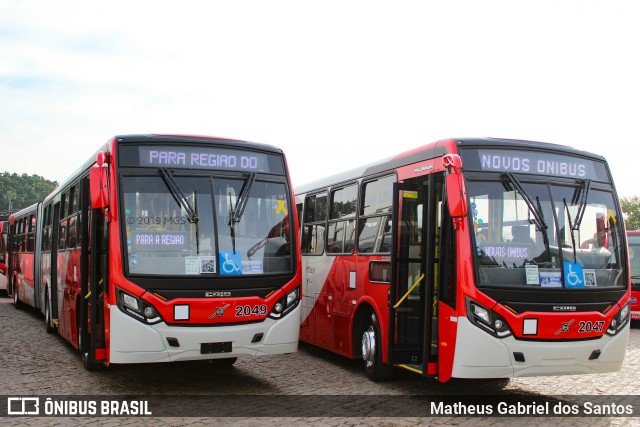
top-left (462, 148), bottom-right (607, 181)
top-left (137, 146), bottom-right (273, 172)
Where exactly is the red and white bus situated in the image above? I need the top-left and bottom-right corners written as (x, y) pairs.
top-left (8, 134), bottom-right (301, 369)
top-left (296, 137), bottom-right (631, 382)
top-left (627, 230), bottom-right (640, 323)
top-left (0, 220), bottom-right (9, 295)
top-left (7, 204), bottom-right (41, 307)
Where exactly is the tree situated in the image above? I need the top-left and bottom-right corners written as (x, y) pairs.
top-left (620, 196), bottom-right (640, 231)
top-left (0, 172), bottom-right (58, 212)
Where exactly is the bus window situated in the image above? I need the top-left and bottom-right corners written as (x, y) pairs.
top-left (302, 192), bottom-right (327, 255)
top-left (327, 184), bottom-right (357, 254)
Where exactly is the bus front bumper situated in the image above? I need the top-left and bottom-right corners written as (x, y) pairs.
top-left (108, 304), bottom-right (300, 364)
top-left (451, 317), bottom-right (629, 379)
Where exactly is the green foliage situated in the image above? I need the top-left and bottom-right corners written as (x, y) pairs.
top-left (0, 172), bottom-right (58, 212)
top-left (620, 196), bottom-right (640, 231)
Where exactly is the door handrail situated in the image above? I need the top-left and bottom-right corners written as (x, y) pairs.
top-left (392, 273), bottom-right (425, 309)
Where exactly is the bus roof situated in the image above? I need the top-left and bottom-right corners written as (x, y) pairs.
top-left (43, 134), bottom-right (284, 205)
top-left (8, 202), bottom-right (40, 223)
top-left (295, 137), bottom-right (608, 195)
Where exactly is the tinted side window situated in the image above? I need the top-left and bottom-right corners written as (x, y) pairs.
top-left (302, 192), bottom-right (327, 255)
top-left (327, 184), bottom-right (357, 254)
top-left (358, 175), bottom-right (395, 254)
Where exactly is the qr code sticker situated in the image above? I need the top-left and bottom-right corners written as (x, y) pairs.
top-left (583, 269), bottom-right (597, 287)
top-left (200, 256), bottom-right (216, 274)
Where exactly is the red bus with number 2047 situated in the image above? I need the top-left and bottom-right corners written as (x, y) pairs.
top-left (296, 137), bottom-right (631, 383)
top-left (8, 134), bottom-right (301, 370)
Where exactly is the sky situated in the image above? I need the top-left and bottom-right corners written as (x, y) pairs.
top-left (1, 1), bottom-right (639, 199)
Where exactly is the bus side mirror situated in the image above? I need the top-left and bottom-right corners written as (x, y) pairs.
top-left (444, 154), bottom-right (468, 219)
top-left (90, 166), bottom-right (108, 209)
top-left (446, 172), bottom-right (468, 218)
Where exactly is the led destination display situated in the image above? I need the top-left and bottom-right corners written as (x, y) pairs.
top-left (119, 144), bottom-right (284, 174)
top-left (460, 148), bottom-right (608, 181)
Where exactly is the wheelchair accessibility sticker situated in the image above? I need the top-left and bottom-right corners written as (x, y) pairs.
top-left (563, 262), bottom-right (585, 288)
top-left (219, 251), bottom-right (242, 275)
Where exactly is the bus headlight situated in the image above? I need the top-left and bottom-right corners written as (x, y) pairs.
top-left (269, 285), bottom-right (300, 319)
top-left (117, 288), bottom-right (163, 325)
top-left (122, 293), bottom-right (139, 312)
top-left (607, 302), bottom-right (630, 336)
top-left (467, 299), bottom-right (512, 338)
top-left (286, 287), bottom-right (299, 306)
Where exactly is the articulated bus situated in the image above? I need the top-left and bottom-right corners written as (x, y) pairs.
top-left (0, 220), bottom-right (9, 295)
top-left (8, 134), bottom-right (301, 369)
top-left (296, 137), bottom-right (630, 382)
top-left (7, 205), bottom-right (40, 306)
top-left (627, 230), bottom-right (640, 323)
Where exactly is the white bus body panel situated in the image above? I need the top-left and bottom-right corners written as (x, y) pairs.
top-left (451, 317), bottom-right (628, 378)
top-left (0, 273), bottom-right (6, 292)
top-left (109, 304), bottom-right (300, 364)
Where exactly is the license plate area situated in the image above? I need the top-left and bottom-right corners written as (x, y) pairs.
top-left (201, 342), bottom-right (232, 354)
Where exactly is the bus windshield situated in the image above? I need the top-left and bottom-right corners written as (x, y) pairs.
top-left (468, 178), bottom-right (624, 289)
top-left (122, 175), bottom-right (292, 276)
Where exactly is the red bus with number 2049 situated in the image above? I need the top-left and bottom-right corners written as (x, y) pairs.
top-left (8, 134), bottom-right (301, 370)
top-left (296, 137), bottom-right (631, 383)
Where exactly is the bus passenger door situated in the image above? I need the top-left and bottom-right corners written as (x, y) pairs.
top-left (388, 176), bottom-right (440, 377)
top-left (80, 176), bottom-right (107, 369)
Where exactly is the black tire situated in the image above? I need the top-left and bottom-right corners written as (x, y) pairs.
top-left (12, 281), bottom-right (22, 309)
top-left (45, 291), bottom-right (55, 334)
top-left (361, 312), bottom-right (394, 382)
top-left (209, 357), bottom-right (238, 367)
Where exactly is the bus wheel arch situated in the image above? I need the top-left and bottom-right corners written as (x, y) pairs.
top-left (352, 303), bottom-right (394, 382)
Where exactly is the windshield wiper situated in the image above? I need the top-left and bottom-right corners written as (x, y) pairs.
top-left (227, 173), bottom-right (256, 254)
top-left (563, 198), bottom-right (578, 262)
top-left (159, 168), bottom-right (199, 224)
top-left (228, 191), bottom-right (237, 253)
top-left (502, 173), bottom-right (552, 265)
top-left (571, 179), bottom-right (591, 231)
top-left (233, 173), bottom-right (256, 224)
top-left (503, 173), bottom-right (547, 231)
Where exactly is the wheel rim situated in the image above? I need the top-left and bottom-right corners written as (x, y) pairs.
top-left (362, 325), bottom-right (376, 368)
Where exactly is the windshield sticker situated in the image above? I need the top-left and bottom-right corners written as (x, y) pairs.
top-left (199, 256), bottom-right (217, 274)
top-left (525, 264), bottom-right (539, 285)
top-left (131, 230), bottom-right (189, 253)
top-left (480, 244), bottom-right (530, 259)
top-left (276, 199), bottom-right (288, 215)
top-left (564, 262), bottom-right (585, 288)
top-left (219, 251), bottom-right (242, 275)
top-left (583, 269), bottom-right (597, 287)
top-left (185, 256), bottom-right (200, 275)
top-left (241, 260), bottom-right (264, 275)
top-left (540, 271), bottom-right (562, 287)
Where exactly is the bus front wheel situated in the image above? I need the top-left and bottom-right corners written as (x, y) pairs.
top-left (361, 312), bottom-right (394, 382)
